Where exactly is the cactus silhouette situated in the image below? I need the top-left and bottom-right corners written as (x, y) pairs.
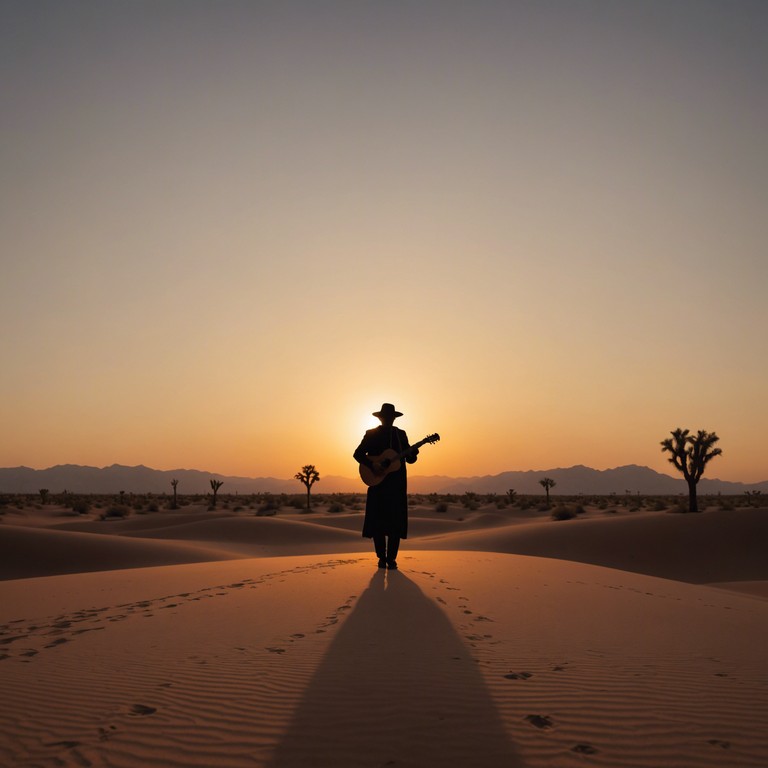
top-left (660, 428), bottom-right (722, 513)
top-left (539, 477), bottom-right (556, 506)
top-left (294, 465), bottom-right (320, 511)
top-left (209, 478), bottom-right (224, 507)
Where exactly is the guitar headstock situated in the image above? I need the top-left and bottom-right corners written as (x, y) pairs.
top-left (424, 433), bottom-right (440, 444)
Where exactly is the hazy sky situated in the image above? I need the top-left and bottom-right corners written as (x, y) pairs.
top-left (2, 0), bottom-right (766, 483)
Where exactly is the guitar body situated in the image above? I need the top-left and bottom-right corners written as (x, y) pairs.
top-left (358, 433), bottom-right (440, 487)
top-left (359, 449), bottom-right (402, 487)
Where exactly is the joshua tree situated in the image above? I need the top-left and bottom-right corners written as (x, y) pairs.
top-left (170, 478), bottom-right (179, 509)
top-left (209, 478), bottom-right (224, 507)
top-left (294, 464), bottom-right (320, 511)
top-left (38, 488), bottom-right (49, 505)
top-left (660, 428), bottom-right (722, 513)
top-left (539, 477), bottom-right (556, 506)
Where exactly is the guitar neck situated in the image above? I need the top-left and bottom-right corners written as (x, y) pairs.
top-left (397, 436), bottom-right (432, 460)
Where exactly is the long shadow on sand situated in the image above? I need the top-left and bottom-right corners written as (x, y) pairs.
top-left (268, 569), bottom-right (523, 768)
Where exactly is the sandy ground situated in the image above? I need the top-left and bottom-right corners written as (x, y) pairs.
top-left (1, 500), bottom-right (766, 767)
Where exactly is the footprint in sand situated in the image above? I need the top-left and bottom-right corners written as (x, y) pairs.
top-left (572, 743), bottom-right (599, 754)
top-left (707, 739), bottom-right (731, 749)
top-left (129, 704), bottom-right (157, 716)
top-left (73, 627), bottom-right (105, 635)
top-left (98, 725), bottom-right (118, 741)
top-left (525, 714), bottom-right (553, 729)
top-left (0, 635), bottom-right (27, 646)
top-left (504, 672), bottom-right (533, 680)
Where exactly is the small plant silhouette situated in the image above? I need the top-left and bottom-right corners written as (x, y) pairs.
top-left (660, 428), bottom-right (722, 513)
top-left (209, 478), bottom-right (224, 507)
top-left (170, 478), bottom-right (179, 509)
top-left (38, 488), bottom-right (49, 505)
top-left (294, 465), bottom-right (320, 511)
top-left (539, 477), bottom-right (556, 506)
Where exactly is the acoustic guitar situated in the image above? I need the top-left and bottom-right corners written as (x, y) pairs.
top-left (359, 433), bottom-right (440, 487)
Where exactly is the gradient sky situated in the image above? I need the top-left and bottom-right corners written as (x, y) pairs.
top-left (2, 1), bottom-right (766, 483)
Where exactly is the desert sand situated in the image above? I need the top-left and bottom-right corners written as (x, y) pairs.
top-left (1, 498), bottom-right (766, 767)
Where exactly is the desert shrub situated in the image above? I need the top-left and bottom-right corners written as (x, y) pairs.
top-left (72, 499), bottom-right (90, 515)
top-left (328, 502), bottom-right (345, 513)
top-left (435, 502), bottom-right (449, 513)
top-left (258, 496), bottom-right (281, 516)
top-left (101, 505), bottom-right (130, 520)
top-left (552, 503), bottom-right (583, 521)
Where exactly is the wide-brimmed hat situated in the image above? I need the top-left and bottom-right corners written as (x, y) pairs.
top-left (373, 403), bottom-right (403, 419)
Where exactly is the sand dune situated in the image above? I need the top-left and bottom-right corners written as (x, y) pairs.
top-left (418, 507), bottom-right (768, 583)
top-left (1, 502), bottom-right (766, 767)
top-left (0, 523), bottom-right (243, 580)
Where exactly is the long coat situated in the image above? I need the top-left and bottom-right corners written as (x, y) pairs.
top-left (354, 425), bottom-right (417, 539)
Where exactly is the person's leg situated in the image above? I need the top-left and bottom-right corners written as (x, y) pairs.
top-left (373, 534), bottom-right (387, 567)
top-left (386, 536), bottom-right (400, 568)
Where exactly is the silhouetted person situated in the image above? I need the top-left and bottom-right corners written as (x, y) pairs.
top-left (353, 403), bottom-right (418, 569)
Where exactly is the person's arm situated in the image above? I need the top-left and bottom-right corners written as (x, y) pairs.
top-left (353, 434), bottom-right (375, 469)
top-left (402, 430), bottom-right (419, 464)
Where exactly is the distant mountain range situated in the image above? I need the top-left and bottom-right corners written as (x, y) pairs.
top-left (1, 463), bottom-right (766, 496)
